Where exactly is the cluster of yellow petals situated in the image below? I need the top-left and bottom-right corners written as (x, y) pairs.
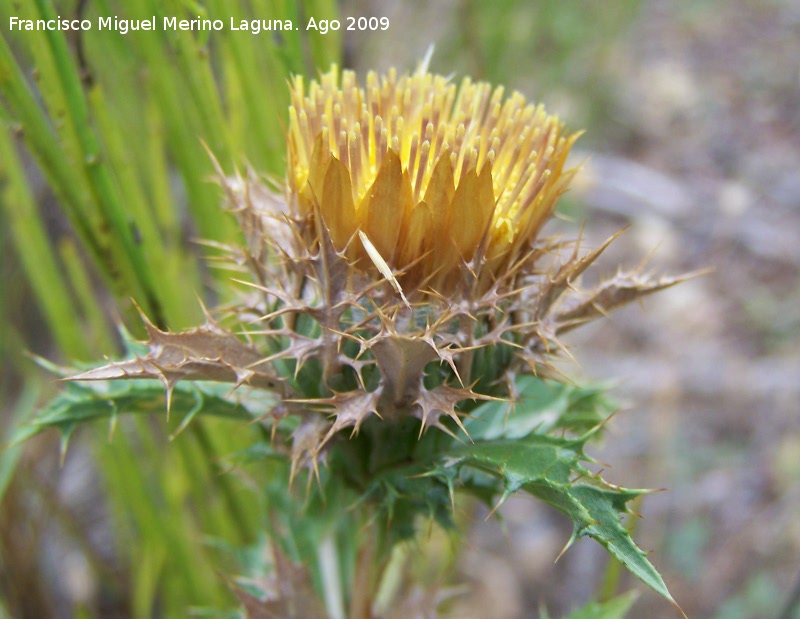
top-left (287, 65), bottom-right (580, 293)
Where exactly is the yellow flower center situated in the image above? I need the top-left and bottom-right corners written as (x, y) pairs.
top-left (287, 65), bottom-right (580, 294)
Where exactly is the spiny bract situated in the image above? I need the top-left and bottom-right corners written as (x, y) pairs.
top-left (70, 63), bottom-right (686, 478)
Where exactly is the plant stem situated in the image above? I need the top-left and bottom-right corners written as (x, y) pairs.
top-left (372, 543), bottom-right (409, 618)
top-left (319, 532), bottom-right (346, 619)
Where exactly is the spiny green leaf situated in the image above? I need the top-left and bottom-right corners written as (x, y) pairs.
top-left (11, 379), bottom-right (259, 449)
top-left (429, 433), bottom-right (676, 605)
top-left (464, 374), bottom-right (616, 440)
top-left (569, 486), bottom-right (675, 606)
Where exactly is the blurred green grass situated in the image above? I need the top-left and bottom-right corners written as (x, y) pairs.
top-left (1, 0), bottom-right (339, 616)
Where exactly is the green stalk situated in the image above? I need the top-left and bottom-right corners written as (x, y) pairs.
top-left (114, 6), bottom-right (237, 244)
top-left (32, 0), bottom-right (162, 322)
top-left (208, 0), bottom-right (288, 172)
top-left (269, 0), bottom-right (309, 75)
top-left (0, 35), bottom-right (109, 280)
top-left (88, 84), bottom-right (202, 328)
top-left (302, 0), bottom-right (343, 69)
top-left (58, 240), bottom-right (118, 354)
top-left (146, 0), bottom-right (233, 160)
top-left (372, 543), bottom-right (409, 617)
top-left (0, 121), bottom-right (89, 359)
top-left (142, 98), bottom-right (179, 234)
top-left (97, 419), bottom-right (231, 614)
top-left (319, 533), bottom-right (345, 619)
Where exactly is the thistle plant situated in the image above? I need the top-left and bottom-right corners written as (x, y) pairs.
top-left (22, 61), bottom-right (691, 618)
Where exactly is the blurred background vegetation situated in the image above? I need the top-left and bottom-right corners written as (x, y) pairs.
top-left (1, 0), bottom-right (798, 617)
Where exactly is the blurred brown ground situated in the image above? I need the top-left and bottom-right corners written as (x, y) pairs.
top-left (346, 0), bottom-right (800, 617)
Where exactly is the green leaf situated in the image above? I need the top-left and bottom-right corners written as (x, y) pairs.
top-left (335, 381), bottom-right (677, 606)
top-left (363, 465), bottom-right (456, 544)
top-left (438, 376), bottom-right (682, 604)
top-left (428, 433), bottom-right (677, 605)
top-left (563, 590), bottom-right (639, 619)
top-left (12, 377), bottom-right (259, 450)
top-left (569, 485), bottom-right (671, 601)
top-left (464, 374), bottom-right (616, 440)
top-left (356, 433), bottom-right (677, 605)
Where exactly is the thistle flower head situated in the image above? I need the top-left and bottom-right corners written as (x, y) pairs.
top-left (46, 61), bottom-right (695, 615)
top-left (71, 64), bottom-right (689, 481)
top-left (287, 65), bottom-right (580, 295)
